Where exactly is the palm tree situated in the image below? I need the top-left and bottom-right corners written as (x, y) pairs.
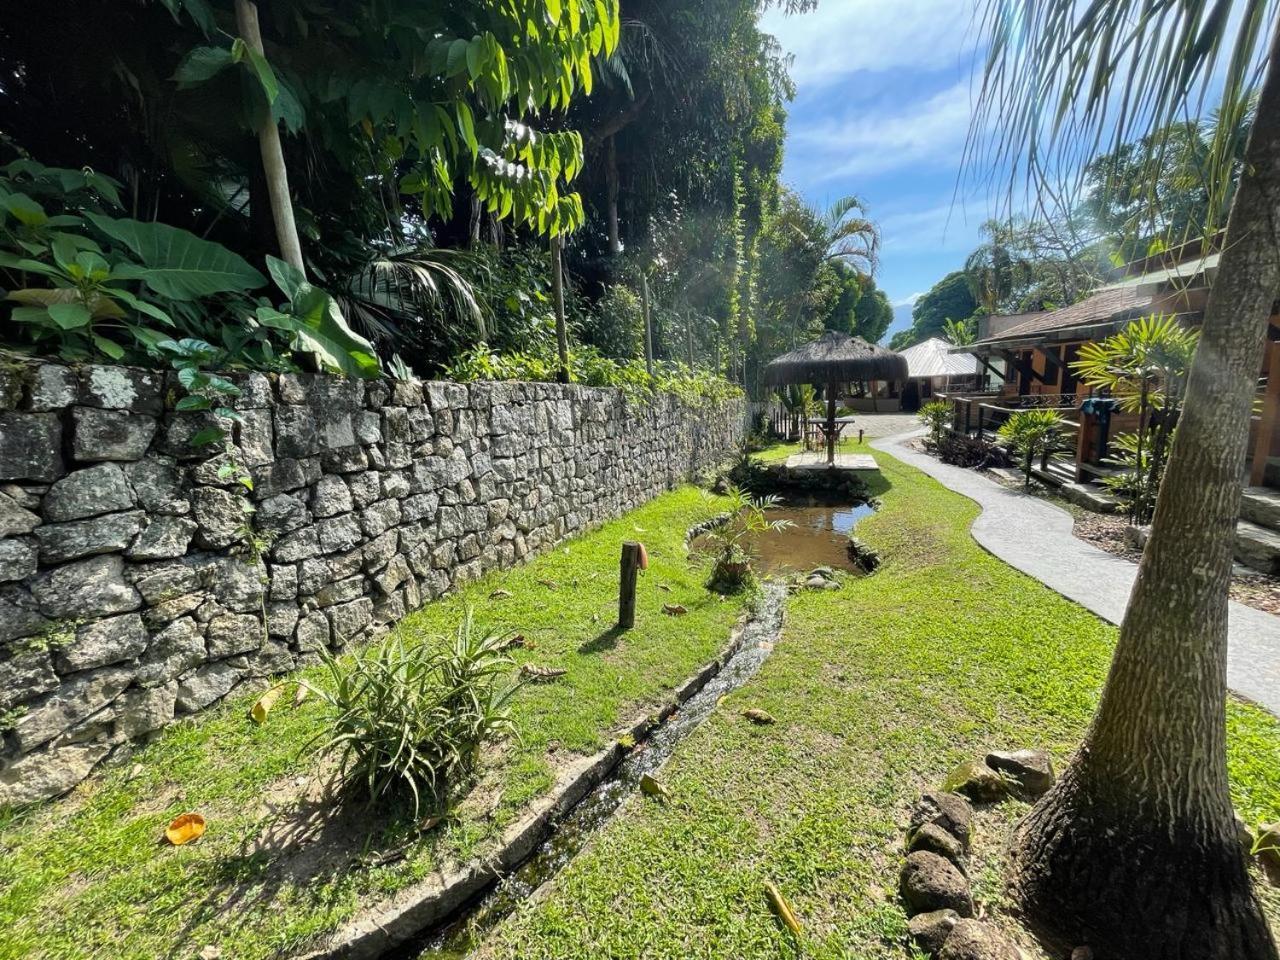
top-left (963, 220), bottom-right (1029, 315)
top-left (969, 3), bottom-right (1280, 957)
top-left (812, 195), bottom-right (880, 277)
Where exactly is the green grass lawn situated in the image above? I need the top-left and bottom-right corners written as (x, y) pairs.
top-left (0, 487), bottom-right (747, 960)
top-left (474, 441), bottom-right (1280, 960)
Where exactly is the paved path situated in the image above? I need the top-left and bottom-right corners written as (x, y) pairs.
top-left (872, 429), bottom-right (1280, 715)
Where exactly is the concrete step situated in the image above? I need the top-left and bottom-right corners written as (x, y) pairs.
top-left (1235, 519), bottom-right (1280, 576)
top-left (1241, 486), bottom-right (1280, 530)
top-left (1059, 481), bottom-right (1119, 513)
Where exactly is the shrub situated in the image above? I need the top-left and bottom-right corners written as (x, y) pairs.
top-left (312, 611), bottom-right (520, 816)
top-left (702, 486), bottom-right (792, 592)
top-left (997, 408), bottom-right (1068, 487)
top-left (918, 399), bottom-right (953, 446)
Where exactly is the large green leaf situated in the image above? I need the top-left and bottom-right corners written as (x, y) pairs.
top-left (173, 46), bottom-right (234, 87)
top-left (86, 214), bottom-right (266, 300)
top-left (256, 285), bottom-right (380, 379)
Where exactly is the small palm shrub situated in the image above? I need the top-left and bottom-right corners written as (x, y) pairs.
top-left (997, 409), bottom-right (1067, 487)
top-left (704, 486), bottom-right (793, 591)
top-left (918, 399), bottom-right (953, 447)
top-left (312, 610), bottom-right (520, 816)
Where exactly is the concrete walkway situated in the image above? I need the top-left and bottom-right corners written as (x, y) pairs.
top-left (872, 429), bottom-right (1280, 715)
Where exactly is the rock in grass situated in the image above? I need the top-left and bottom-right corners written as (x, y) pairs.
top-left (909, 791), bottom-right (973, 849)
top-left (907, 822), bottom-right (966, 867)
top-left (899, 851), bottom-right (973, 917)
top-left (985, 749), bottom-right (1055, 798)
top-left (1257, 822), bottom-right (1280, 874)
top-left (943, 760), bottom-right (1012, 803)
top-left (908, 908), bottom-right (960, 954)
top-left (936, 919), bottom-right (1019, 960)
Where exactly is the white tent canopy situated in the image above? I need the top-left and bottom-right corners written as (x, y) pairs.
top-left (895, 337), bottom-right (979, 379)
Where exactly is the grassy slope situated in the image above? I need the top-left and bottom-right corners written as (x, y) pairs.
top-left (0, 487), bottom-right (746, 960)
top-left (477, 442), bottom-right (1280, 960)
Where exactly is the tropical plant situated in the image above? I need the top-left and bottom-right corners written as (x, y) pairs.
top-left (917, 399), bottom-right (953, 447)
top-left (311, 611), bottom-right (521, 817)
top-left (701, 486), bottom-right (792, 590)
top-left (777, 383), bottom-right (821, 439)
top-left (1072, 315), bottom-right (1199, 522)
top-left (941, 317), bottom-right (976, 346)
top-left (970, 1), bottom-right (1280, 954)
top-left (964, 220), bottom-right (1031, 315)
top-left (997, 409), bottom-right (1066, 487)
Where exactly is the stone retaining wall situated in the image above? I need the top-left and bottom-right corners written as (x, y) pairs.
top-left (0, 359), bottom-right (744, 804)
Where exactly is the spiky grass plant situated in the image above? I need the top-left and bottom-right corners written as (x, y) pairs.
top-left (312, 609), bottom-right (521, 816)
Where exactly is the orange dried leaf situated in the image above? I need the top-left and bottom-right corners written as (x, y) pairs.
top-left (165, 812), bottom-right (206, 846)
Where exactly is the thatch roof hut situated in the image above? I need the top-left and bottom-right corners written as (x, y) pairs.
top-left (763, 331), bottom-right (908, 464)
top-left (763, 330), bottom-right (907, 388)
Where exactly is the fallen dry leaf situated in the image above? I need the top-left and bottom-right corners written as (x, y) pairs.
top-left (249, 683), bottom-right (286, 725)
top-left (293, 681), bottom-right (311, 707)
top-left (538, 578), bottom-right (559, 590)
top-left (657, 584), bottom-right (672, 593)
top-left (489, 589), bottom-right (513, 600)
top-left (639, 773), bottom-right (670, 801)
top-left (661, 603), bottom-right (688, 616)
top-left (742, 708), bottom-right (776, 725)
top-left (164, 812), bottom-right (206, 846)
top-left (764, 881), bottom-right (802, 935)
top-left (522, 664), bottom-right (567, 681)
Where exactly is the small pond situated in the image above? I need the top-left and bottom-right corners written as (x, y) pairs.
top-left (691, 495), bottom-right (875, 576)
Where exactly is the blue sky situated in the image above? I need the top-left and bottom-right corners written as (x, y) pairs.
top-left (760, 0), bottom-right (991, 343)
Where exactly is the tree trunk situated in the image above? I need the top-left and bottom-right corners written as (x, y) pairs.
top-left (234, 0), bottom-right (305, 274)
top-left (641, 272), bottom-right (654, 377)
top-left (1010, 23), bottom-right (1280, 960)
top-left (606, 134), bottom-right (621, 256)
top-left (551, 235), bottom-right (570, 385)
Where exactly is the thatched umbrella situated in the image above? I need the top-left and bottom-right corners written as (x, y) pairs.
top-left (763, 330), bottom-right (909, 464)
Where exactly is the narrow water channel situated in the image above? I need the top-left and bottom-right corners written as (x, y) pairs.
top-left (394, 582), bottom-right (789, 959)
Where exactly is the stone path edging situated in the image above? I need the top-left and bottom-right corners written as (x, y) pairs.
top-left (298, 613), bottom-right (756, 960)
top-left (872, 429), bottom-right (1280, 716)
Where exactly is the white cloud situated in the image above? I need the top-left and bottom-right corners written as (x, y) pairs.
top-left (878, 200), bottom-right (983, 254)
top-left (761, 0), bottom-right (974, 88)
top-left (789, 81), bottom-right (973, 182)
top-left (891, 292), bottom-right (924, 308)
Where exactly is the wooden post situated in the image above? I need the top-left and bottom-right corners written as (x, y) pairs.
top-left (234, 0), bottom-right (305, 273)
top-left (552, 234), bottom-right (569, 384)
top-left (618, 541), bottom-right (643, 629)
top-left (641, 273), bottom-right (654, 377)
top-left (825, 380), bottom-right (837, 465)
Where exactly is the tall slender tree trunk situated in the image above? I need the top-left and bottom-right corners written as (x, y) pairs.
top-left (234, 0), bottom-right (305, 274)
top-left (641, 273), bottom-right (654, 377)
top-left (606, 134), bottom-right (621, 256)
top-left (551, 235), bottom-right (570, 385)
top-left (1011, 24), bottom-right (1280, 960)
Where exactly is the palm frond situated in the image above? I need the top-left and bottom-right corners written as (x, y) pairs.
top-left (968, 0), bottom-right (1278, 241)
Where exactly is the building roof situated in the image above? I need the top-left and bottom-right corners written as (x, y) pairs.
top-left (763, 330), bottom-right (908, 386)
top-left (1099, 251), bottom-right (1220, 291)
top-left (964, 285), bottom-right (1159, 352)
top-left (895, 337), bottom-right (979, 378)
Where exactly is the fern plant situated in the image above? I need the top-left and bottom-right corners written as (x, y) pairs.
top-left (311, 610), bottom-right (521, 817)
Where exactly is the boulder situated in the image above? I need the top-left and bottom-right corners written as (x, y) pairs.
top-left (0, 490), bottom-right (42, 536)
top-left (35, 510), bottom-right (146, 563)
top-left (908, 821), bottom-right (967, 867)
top-left (114, 682), bottom-right (178, 739)
top-left (0, 646), bottom-right (59, 710)
top-left (311, 475), bottom-right (353, 518)
top-left (31, 555), bottom-right (142, 619)
top-left (936, 920), bottom-right (1019, 960)
top-left (0, 538), bottom-right (37, 582)
top-left (70, 407), bottom-right (157, 461)
top-left (176, 661), bottom-right (243, 713)
top-left (899, 851), bottom-right (973, 918)
top-left (134, 617), bottom-right (205, 686)
top-left (909, 791), bottom-right (973, 849)
top-left (11, 665), bottom-right (133, 753)
top-left (908, 909), bottom-right (960, 955)
top-left (0, 411), bottom-right (63, 481)
top-left (57, 613), bottom-right (148, 672)
top-left (127, 515), bottom-right (197, 561)
top-left (943, 760), bottom-right (1012, 803)
top-left (125, 456), bottom-right (189, 515)
top-left (0, 741), bottom-right (111, 805)
top-left (191, 487), bottom-right (247, 549)
top-left (985, 749), bottom-right (1055, 799)
top-left (44, 463), bottom-right (135, 522)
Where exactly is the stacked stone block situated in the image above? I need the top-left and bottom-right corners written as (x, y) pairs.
top-left (0, 360), bottom-right (744, 803)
